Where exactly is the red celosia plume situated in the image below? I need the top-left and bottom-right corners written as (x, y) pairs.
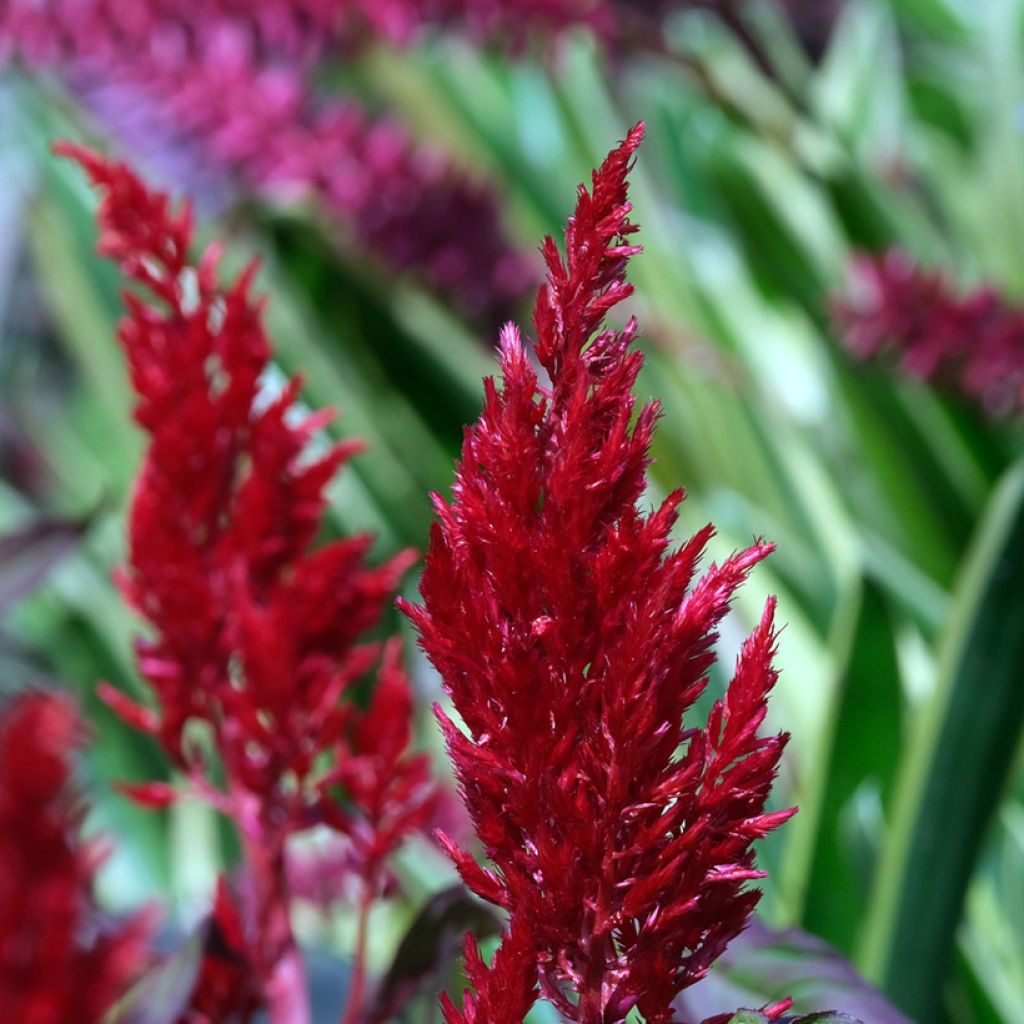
top-left (440, 917), bottom-right (539, 1024)
top-left (402, 123), bottom-right (794, 1024)
top-left (833, 249), bottom-right (1024, 418)
top-left (0, 691), bottom-right (151, 1024)
top-left (60, 142), bottom-right (435, 1022)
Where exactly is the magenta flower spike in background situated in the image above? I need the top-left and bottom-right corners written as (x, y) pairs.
top-left (402, 124), bottom-right (795, 1024)
top-left (833, 249), bottom-right (1024, 419)
top-left (1, 1), bottom-right (535, 323)
top-left (59, 142), bottom-right (436, 1024)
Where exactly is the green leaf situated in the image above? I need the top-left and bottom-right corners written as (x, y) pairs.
top-left (790, 1015), bottom-right (866, 1024)
top-left (796, 579), bottom-right (903, 951)
top-left (859, 456), bottom-right (1024, 1020)
top-left (26, 167), bottom-right (140, 491)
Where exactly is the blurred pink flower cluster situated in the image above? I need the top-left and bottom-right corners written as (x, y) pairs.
top-left (1, 0), bottom-right (557, 321)
top-left (834, 249), bottom-right (1024, 418)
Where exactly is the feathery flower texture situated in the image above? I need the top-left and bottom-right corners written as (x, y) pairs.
top-left (834, 249), bottom-right (1024, 419)
top-left (0, 691), bottom-right (151, 1024)
top-left (403, 125), bottom-right (794, 1024)
top-left (61, 143), bottom-right (435, 1023)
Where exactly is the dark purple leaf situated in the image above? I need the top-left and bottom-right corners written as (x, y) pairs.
top-left (678, 920), bottom-right (908, 1024)
top-left (0, 513), bottom-right (91, 614)
top-left (362, 885), bottom-right (502, 1024)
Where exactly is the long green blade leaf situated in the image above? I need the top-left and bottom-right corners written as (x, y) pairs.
top-left (859, 457), bottom-right (1024, 1020)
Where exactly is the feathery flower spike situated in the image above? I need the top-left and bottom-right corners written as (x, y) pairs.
top-left (402, 123), bottom-right (795, 1024)
top-left (59, 142), bottom-right (435, 1024)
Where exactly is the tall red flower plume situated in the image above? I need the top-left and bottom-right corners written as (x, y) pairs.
top-left (0, 691), bottom-right (151, 1024)
top-left (402, 124), bottom-right (794, 1024)
top-left (60, 142), bottom-right (435, 1023)
top-left (833, 249), bottom-right (1024, 418)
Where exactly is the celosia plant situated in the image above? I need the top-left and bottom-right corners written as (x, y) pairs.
top-left (0, 1), bottom-right (839, 327)
top-left (833, 249), bottom-right (1024, 419)
top-left (402, 124), bottom-right (795, 1023)
top-left (60, 142), bottom-right (436, 1024)
top-left (0, 690), bottom-right (151, 1024)
top-left (2, 1), bottom-right (533, 323)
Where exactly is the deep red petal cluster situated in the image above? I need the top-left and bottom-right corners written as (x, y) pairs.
top-left (58, 142), bottom-right (411, 821)
top-left (0, 691), bottom-right (151, 1024)
top-left (833, 249), bottom-right (1024, 418)
top-left (440, 919), bottom-right (539, 1024)
top-left (403, 124), bottom-right (794, 1024)
top-left (1, 1), bottom-right (534, 323)
top-left (321, 639), bottom-right (439, 883)
top-left (61, 142), bottom-right (435, 1012)
top-left (177, 880), bottom-right (265, 1024)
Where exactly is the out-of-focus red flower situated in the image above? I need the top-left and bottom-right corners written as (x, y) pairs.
top-left (178, 880), bottom-right (265, 1024)
top-left (0, 691), bottom-right (151, 1024)
top-left (403, 124), bottom-right (794, 1024)
top-left (60, 142), bottom-right (435, 1022)
top-left (60, 141), bottom-right (410, 818)
top-left (320, 640), bottom-right (438, 884)
top-left (1, 1), bottom-right (535, 323)
top-left (833, 249), bottom-right (1024, 418)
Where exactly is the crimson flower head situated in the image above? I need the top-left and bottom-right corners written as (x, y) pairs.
top-left (60, 142), bottom-right (436, 1019)
top-left (402, 124), bottom-right (794, 1024)
top-left (57, 141), bottom-right (425, 834)
top-left (0, 691), bottom-right (151, 1024)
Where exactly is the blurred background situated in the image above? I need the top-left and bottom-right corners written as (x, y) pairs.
top-left (1, 1), bottom-right (1023, 1022)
